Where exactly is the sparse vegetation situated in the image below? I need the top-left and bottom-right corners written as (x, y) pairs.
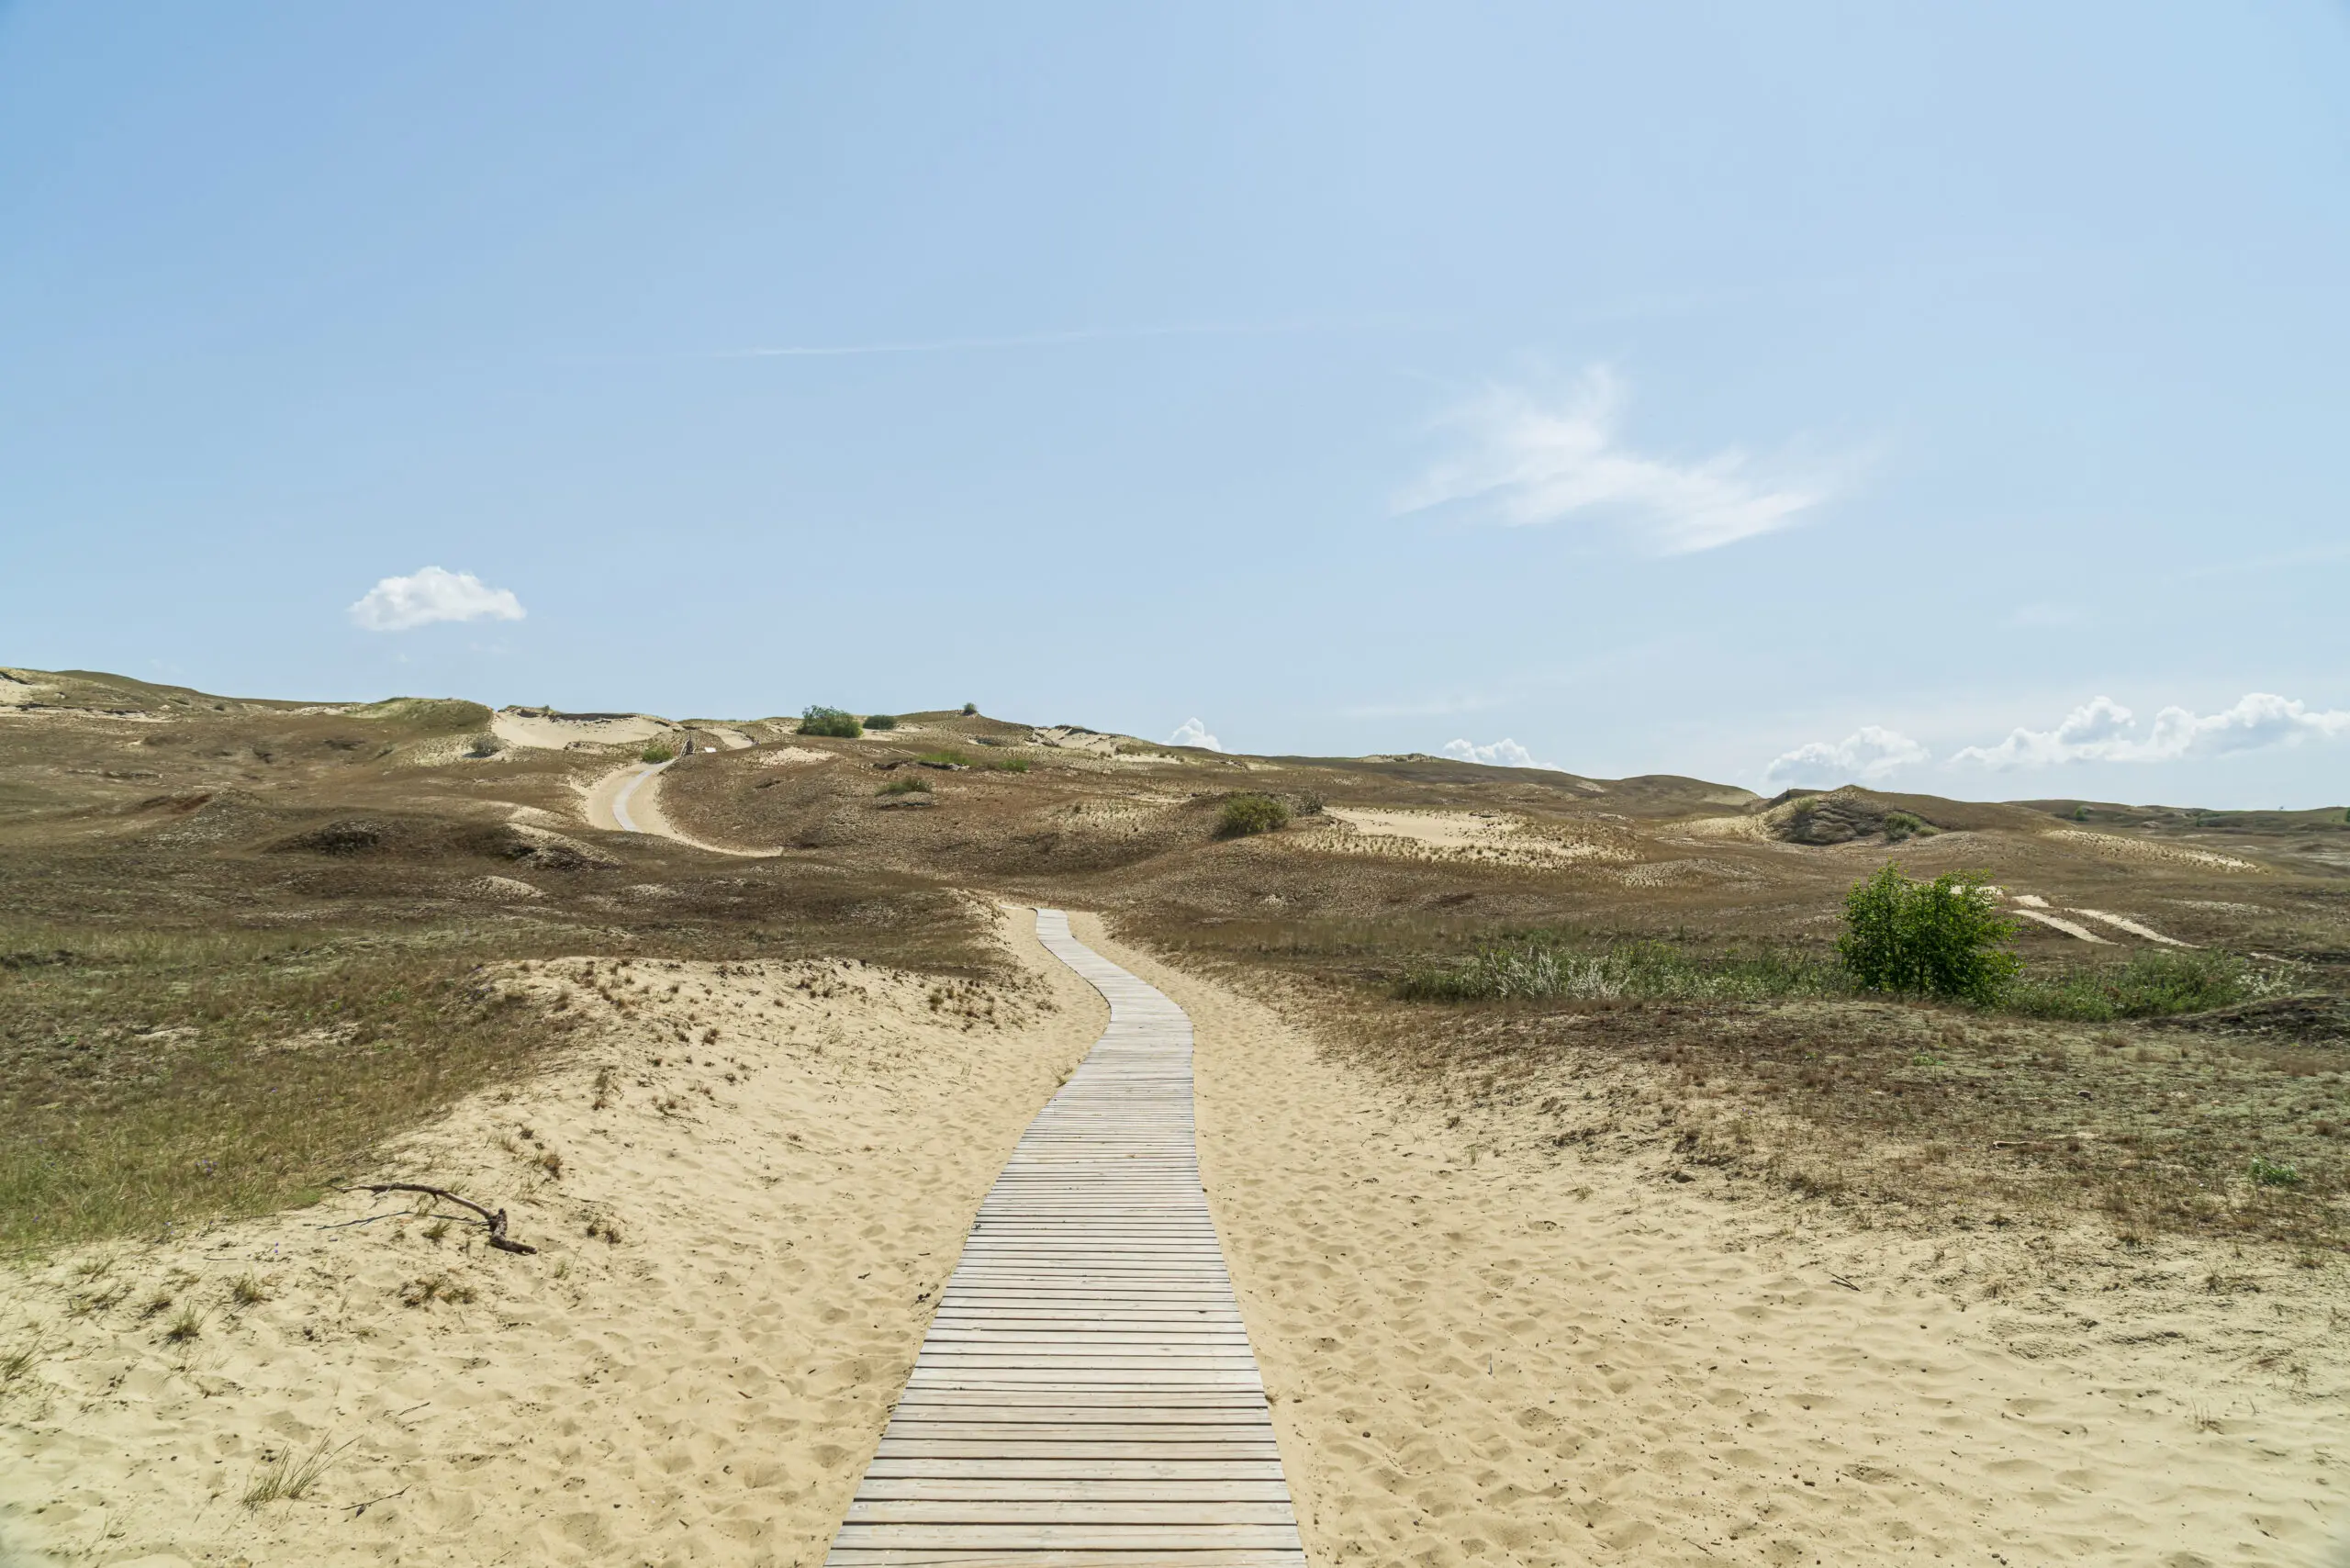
top-left (864, 713), bottom-right (899, 731)
top-left (986, 755), bottom-right (1031, 773)
top-left (1881, 811), bottom-right (1933, 842)
top-left (229, 1271), bottom-right (268, 1305)
top-left (1400, 935), bottom-right (1848, 1003)
top-left (1839, 865), bottom-right (2020, 1003)
top-left (2003, 948), bottom-right (2275, 1021)
top-left (639, 743), bottom-right (676, 764)
top-left (462, 733), bottom-right (502, 759)
top-left (241, 1437), bottom-right (351, 1507)
top-left (918, 750), bottom-right (970, 767)
top-left (799, 705), bottom-right (862, 738)
top-left (877, 777), bottom-right (933, 796)
top-left (1216, 794), bottom-right (1292, 838)
top-left (164, 1301), bottom-right (206, 1341)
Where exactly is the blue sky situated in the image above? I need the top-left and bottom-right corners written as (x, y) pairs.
top-left (6, 3), bottom-right (2346, 806)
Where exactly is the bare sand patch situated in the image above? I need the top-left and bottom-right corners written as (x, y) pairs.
top-left (1311, 808), bottom-right (1633, 869)
top-left (0, 907), bottom-right (1105, 1567)
top-left (492, 710), bottom-right (675, 752)
top-left (1072, 916), bottom-right (2347, 1567)
top-left (2009, 906), bottom-right (2112, 943)
top-left (2043, 829), bottom-right (2259, 874)
top-left (752, 746), bottom-right (834, 768)
top-left (2070, 909), bottom-right (2192, 946)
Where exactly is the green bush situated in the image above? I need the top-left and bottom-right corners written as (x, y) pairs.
top-left (1882, 811), bottom-right (1933, 842)
top-left (639, 744), bottom-right (677, 764)
top-left (1837, 864), bottom-right (2020, 1003)
top-left (864, 713), bottom-right (899, 732)
top-left (961, 702), bottom-right (978, 716)
top-left (987, 756), bottom-right (1031, 773)
top-left (799, 705), bottom-right (862, 739)
top-left (1216, 794), bottom-right (1291, 838)
top-left (919, 750), bottom-right (970, 767)
top-left (462, 733), bottom-right (502, 760)
top-left (2003, 948), bottom-right (2268, 1021)
top-left (876, 776), bottom-right (931, 796)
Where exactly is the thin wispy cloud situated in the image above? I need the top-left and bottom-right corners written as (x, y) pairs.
top-left (349, 567), bottom-right (525, 633)
top-left (1952, 693), bottom-right (2350, 770)
top-left (719, 317), bottom-right (1410, 361)
top-left (1762, 726), bottom-right (1929, 790)
top-left (1395, 366), bottom-right (1840, 554)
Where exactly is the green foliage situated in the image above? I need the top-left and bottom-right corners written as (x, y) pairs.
top-left (919, 750), bottom-right (970, 767)
top-left (1837, 865), bottom-right (2020, 1003)
top-left (799, 705), bottom-right (862, 739)
top-left (863, 713), bottom-right (899, 731)
top-left (961, 702), bottom-right (978, 715)
top-left (2250, 1155), bottom-right (2303, 1189)
top-left (1215, 794), bottom-right (1292, 838)
top-left (1881, 811), bottom-right (1936, 842)
top-left (2073, 803), bottom-right (2092, 822)
top-left (1399, 937), bottom-right (1848, 1003)
top-left (987, 755), bottom-right (1031, 773)
top-left (350, 698), bottom-right (496, 734)
top-left (2003, 948), bottom-right (2271, 1022)
top-left (638, 743), bottom-right (676, 764)
top-left (876, 776), bottom-right (931, 796)
top-left (461, 733), bottom-right (502, 760)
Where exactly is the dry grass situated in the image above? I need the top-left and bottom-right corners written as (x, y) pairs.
top-left (240, 1436), bottom-right (352, 1507)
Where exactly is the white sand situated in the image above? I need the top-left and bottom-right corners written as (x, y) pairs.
top-left (2043, 829), bottom-right (2259, 874)
top-left (492, 710), bottom-right (676, 752)
top-left (752, 747), bottom-right (834, 768)
top-left (2009, 907), bottom-right (2113, 943)
top-left (0, 908), bottom-right (1105, 1566)
top-left (1313, 808), bottom-right (1632, 868)
top-left (1071, 916), bottom-right (2350, 1566)
top-left (2069, 909), bottom-right (2193, 946)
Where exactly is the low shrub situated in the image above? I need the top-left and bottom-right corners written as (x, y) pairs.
top-left (1882, 811), bottom-right (1933, 842)
top-left (461, 733), bottom-right (502, 760)
top-left (1838, 864), bottom-right (2020, 1004)
top-left (639, 744), bottom-right (676, 764)
top-left (2003, 948), bottom-right (2274, 1021)
top-left (864, 713), bottom-right (899, 732)
top-left (1400, 937), bottom-right (1848, 1003)
top-left (987, 755), bottom-right (1031, 773)
top-left (960, 702), bottom-right (978, 715)
top-left (919, 750), bottom-right (970, 767)
top-left (877, 777), bottom-right (931, 796)
top-left (799, 706), bottom-right (862, 739)
top-left (1216, 794), bottom-right (1291, 838)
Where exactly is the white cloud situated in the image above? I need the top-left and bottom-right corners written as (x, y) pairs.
top-left (349, 566), bottom-right (526, 633)
top-left (1952, 693), bottom-right (2350, 770)
top-left (1762, 726), bottom-right (1929, 790)
top-left (1394, 366), bottom-right (1834, 554)
top-left (1169, 717), bottom-right (1223, 752)
top-left (1441, 737), bottom-right (1564, 771)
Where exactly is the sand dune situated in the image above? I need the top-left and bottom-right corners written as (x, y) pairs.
top-left (1073, 916), bottom-right (2350, 1567)
top-left (0, 907), bottom-right (1104, 1566)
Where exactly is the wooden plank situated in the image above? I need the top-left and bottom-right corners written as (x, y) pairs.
top-left (823, 911), bottom-right (1303, 1565)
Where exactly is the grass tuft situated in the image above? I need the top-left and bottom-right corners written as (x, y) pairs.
top-left (2003, 949), bottom-right (2277, 1021)
top-left (877, 777), bottom-right (932, 796)
top-left (241, 1437), bottom-right (352, 1507)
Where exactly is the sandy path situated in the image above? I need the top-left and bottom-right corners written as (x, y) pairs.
top-left (584, 758), bottom-right (779, 857)
top-left (1069, 915), bottom-right (2349, 1567)
top-left (0, 907), bottom-right (1106, 1567)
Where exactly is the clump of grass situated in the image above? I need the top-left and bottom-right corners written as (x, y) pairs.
top-left (1399, 937), bottom-right (1850, 1004)
top-left (241, 1437), bottom-right (352, 1507)
top-left (2003, 949), bottom-right (2274, 1021)
top-left (863, 713), bottom-right (898, 731)
top-left (986, 755), bottom-right (1031, 773)
top-left (1839, 865), bottom-right (2019, 1003)
top-left (1, 1335), bottom-right (42, 1390)
top-left (799, 705), bottom-right (862, 739)
top-left (1216, 794), bottom-right (1292, 838)
top-left (639, 743), bottom-right (677, 764)
top-left (2250, 1155), bottom-right (2303, 1188)
top-left (163, 1302), bottom-right (206, 1342)
top-left (399, 1273), bottom-right (477, 1308)
top-left (1881, 811), bottom-right (1935, 842)
top-left (229, 1271), bottom-right (268, 1306)
top-left (918, 750), bottom-right (970, 767)
top-left (877, 777), bottom-right (933, 796)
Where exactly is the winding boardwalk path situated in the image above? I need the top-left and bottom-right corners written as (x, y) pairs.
top-left (825, 909), bottom-right (1307, 1564)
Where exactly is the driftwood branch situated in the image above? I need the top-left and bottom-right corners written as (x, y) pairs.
top-left (352, 1183), bottom-right (538, 1254)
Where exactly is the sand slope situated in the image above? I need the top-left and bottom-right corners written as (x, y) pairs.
top-left (0, 908), bottom-right (1103, 1567)
top-left (1071, 916), bottom-right (2350, 1567)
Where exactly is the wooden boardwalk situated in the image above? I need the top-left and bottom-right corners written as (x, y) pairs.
top-left (825, 909), bottom-right (1307, 1565)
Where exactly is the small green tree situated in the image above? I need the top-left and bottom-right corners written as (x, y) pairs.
top-left (1838, 864), bottom-right (2019, 1003)
top-left (799, 705), bottom-right (862, 739)
top-left (864, 713), bottom-right (899, 731)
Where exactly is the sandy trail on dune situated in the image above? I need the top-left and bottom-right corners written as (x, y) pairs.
top-left (0, 907), bottom-right (1104, 1567)
top-left (583, 758), bottom-right (779, 857)
top-left (1069, 915), bottom-right (2348, 1567)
